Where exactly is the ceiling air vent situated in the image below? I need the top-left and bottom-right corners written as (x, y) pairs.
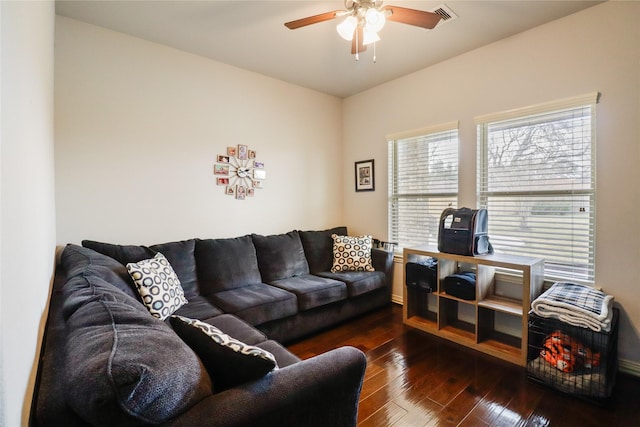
top-left (431, 4), bottom-right (458, 26)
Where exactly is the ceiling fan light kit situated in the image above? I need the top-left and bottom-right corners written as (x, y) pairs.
top-left (336, 15), bottom-right (357, 40)
top-left (285, 0), bottom-right (443, 62)
top-left (364, 7), bottom-right (386, 32)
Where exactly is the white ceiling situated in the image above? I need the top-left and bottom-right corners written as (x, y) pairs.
top-left (55, 0), bottom-right (605, 98)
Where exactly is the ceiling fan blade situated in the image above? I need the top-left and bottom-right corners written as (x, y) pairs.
top-left (284, 11), bottom-right (342, 29)
top-left (383, 5), bottom-right (443, 30)
top-left (351, 26), bottom-right (366, 55)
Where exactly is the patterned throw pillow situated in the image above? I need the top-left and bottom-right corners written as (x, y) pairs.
top-left (170, 315), bottom-right (278, 391)
top-left (330, 234), bottom-right (375, 273)
top-left (126, 253), bottom-right (187, 320)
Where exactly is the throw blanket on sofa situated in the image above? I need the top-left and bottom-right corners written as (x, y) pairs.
top-left (531, 282), bottom-right (614, 332)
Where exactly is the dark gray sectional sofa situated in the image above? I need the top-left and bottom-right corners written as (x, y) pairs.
top-left (32, 227), bottom-right (394, 426)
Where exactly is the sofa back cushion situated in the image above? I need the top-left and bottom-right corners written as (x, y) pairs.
top-left (82, 239), bottom-right (200, 300)
top-left (63, 298), bottom-right (212, 426)
top-left (298, 226), bottom-right (348, 273)
top-left (61, 244), bottom-right (140, 302)
top-left (251, 231), bottom-right (309, 282)
top-left (81, 240), bottom-right (151, 264)
top-left (61, 273), bottom-right (145, 322)
top-left (195, 236), bottom-right (262, 293)
top-left (148, 240), bottom-right (199, 299)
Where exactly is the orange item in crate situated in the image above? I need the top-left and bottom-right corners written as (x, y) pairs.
top-left (540, 330), bottom-right (601, 373)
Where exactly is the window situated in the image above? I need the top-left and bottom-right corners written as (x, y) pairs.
top-left (388, 122), bottom-right (459, 251)
top-left (476, 93), bottom-right (598, 283)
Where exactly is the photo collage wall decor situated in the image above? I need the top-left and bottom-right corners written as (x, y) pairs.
top-left (214, 145), bottom-right (265, 200)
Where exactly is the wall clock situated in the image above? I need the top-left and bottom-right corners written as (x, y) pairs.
top-left (214, 145), bottom-right (265, 200)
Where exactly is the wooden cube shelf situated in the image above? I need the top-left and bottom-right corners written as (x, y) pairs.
top-left (403, 245), bottom-right (544, 366)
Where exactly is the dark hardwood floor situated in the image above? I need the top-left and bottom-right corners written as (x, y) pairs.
top-left (287, 304), bottom-right (640, 427)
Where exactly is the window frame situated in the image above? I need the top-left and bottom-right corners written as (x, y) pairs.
top-left (387, 121), bottom-right (459, 254)
top-left (475, 92), bottom-right (599, 283)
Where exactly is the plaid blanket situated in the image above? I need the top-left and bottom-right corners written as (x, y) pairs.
top-left (531, 282), bottom-right (614, 332)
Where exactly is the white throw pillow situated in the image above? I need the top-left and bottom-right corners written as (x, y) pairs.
top-left (330, 234), bottom-right (375, 273)
top-left (126, 253), bottom-right (187, 320)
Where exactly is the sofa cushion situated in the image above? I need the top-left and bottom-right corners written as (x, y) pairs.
top-left (210, 283), bottom-right (298, 326)
top-left (171, 315), bottom-right (278, 391)
top-left (82, 239), bottom-right (150, 264)
top-left (61, 273), bottom-right (146, 322)
top-left (298, 226), bottom-right (347, 273)
top-left (173, 295), bottom-right (223, 320)
top-left (269, 274), bottom-right (347, 311)
top-left (126, 253), bottom-right (188, 320)
top-left (330, 234), bottom-right (375, 273)
top-left (205, 313), bottom-right (268, 346)
top-left (82, 239), bottom-right (201, 300)
top-left (251, 231), bottom-right (310, 282)
top-left (195, 236), bottom-right (262, 293)
top-left (61, 244), bottom-right (140, 301)
top-left (256, 340), bottom-right (302, 368)
top-left (316, 270), bottom-right (388, 298)
top-left (148, 239), bottom-right (199, 299)
top-left (64, 299), bottom-right (212, 426)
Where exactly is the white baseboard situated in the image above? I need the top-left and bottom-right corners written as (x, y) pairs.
top-left (618, 359), bottom-right (640, 378)
top-left (391, 293), bottom-right (403, 305)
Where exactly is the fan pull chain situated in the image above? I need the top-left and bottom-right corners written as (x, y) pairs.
top-left (373, 42), bottom-right (377, 63)
top-left (355, 28), bottom-right (359, 61)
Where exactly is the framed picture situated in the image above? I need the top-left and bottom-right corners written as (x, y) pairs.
top-left (227, 146), bottom-right (237, 157)
top-left (236, 185), bottom-right (246, 200)
top-left (253, 169), bottom-right (266, 180)
top-left (214, 164), bottom-right (230, 176)
top-left (355, 159), bottom-right (375, 192)
top-left (216, 177), bottom-right (229, 186)
top-left (237, 144), bottom-right (248, 160)
top-left (217, 155), bottom-right (230, 163)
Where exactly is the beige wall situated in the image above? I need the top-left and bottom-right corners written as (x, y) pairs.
top-left (55, 16), bottom-right (343, 245)
top-left (1, 2), bottom-right (634, 425)
top-left (1, 1), bottom-right (57, 426)
top-left (343, 2), bottom-right (640, 366)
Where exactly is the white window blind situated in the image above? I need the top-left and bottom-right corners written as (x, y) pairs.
top-left (476, 93), bottom-right (598, 283)
top-left (388, 123), bottom-right (459, 251)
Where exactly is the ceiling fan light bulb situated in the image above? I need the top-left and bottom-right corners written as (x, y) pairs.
top-left (362, 29), bottom-right (380, 46)
top-left (365, 8), bottom-right (385, 32)
top-left (337, 16), bottom-right (357, 40)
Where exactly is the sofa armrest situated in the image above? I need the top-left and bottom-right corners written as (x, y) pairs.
top-left (372, 247), bottom-right (394, 292)
top-left (164, 346), bottom-right (367, 427)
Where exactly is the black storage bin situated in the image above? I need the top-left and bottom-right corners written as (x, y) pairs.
top-left (443, 272), bottom-right (476, 300)
top-left (405, 258), bottom-right (437, 321)
top-left (527, 308), bottom-right (619, 405)
top-left (405, 258), bottom-right (437, 292)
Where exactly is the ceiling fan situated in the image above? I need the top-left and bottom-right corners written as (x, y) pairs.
top-left (284, 0), bottom-right (443, 59)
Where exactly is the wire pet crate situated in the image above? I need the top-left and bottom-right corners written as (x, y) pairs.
top-left (527, 308), bottom-right (619, 405)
